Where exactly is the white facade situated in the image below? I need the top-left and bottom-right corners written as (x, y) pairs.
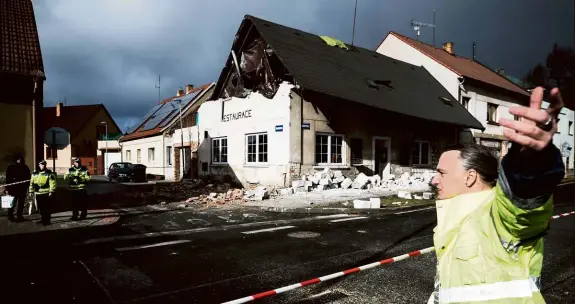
top-left (543, 101), bottom-right (575, 170)
top-left (195, 83), bottom-right (293, 187)
top-left (121, 135), bottom-right (167, 176)
top-left (376, 33), bottom-right (575, 170)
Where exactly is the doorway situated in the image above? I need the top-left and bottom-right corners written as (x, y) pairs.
top-left (372, 137), bottom-right (391, 177)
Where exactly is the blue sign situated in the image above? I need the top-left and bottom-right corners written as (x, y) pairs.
top-left (302, 122), bottom-right (311, 130)
top-left (275, 125), bottom-right (283, 132)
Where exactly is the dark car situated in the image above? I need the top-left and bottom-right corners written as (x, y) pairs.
top-left (107, 162), bottom-right (147, 183)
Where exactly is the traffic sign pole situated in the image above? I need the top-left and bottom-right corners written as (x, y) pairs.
top-left (52, 130), bottom-right (56, 172)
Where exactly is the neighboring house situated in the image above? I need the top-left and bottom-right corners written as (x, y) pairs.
top-left (376, 32), bottom-right (574, 171)
top-left (191, 15), bottom-right (483, 188)
top-left (542, 99), bottom-right (574, 171)
top-left (42, 103), bottom-right (121, 174)
top-left (119, 83), bottom-right (215, 180)
top-left (376, 32), bottom-right (533, 159)
top-left (0, 0), bottom-right (46, 173)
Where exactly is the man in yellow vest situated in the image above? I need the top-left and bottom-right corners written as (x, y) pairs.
top-left (29, 160), bottom-right (57, 226)
top-left (428, 87), bottom-right (565, 303)
top-left (64, 158), bottom-right (91, 221)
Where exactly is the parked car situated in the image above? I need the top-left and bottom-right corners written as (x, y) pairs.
top-left (107, 162), bottom-right (147, 183)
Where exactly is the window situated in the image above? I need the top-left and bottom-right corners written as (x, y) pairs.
top-left (461, 96), bottom-right (470, 110)
top-left (569, 121), bottom-right (574, 136)
top-left (148, 148), bottom-right (155, 163)
top-left (487, 103), bottom-right (499, 124)
top-left (315, 134), bottom-right (343, 164)
top-left (212, 137), bottom-right (228, 164)
top-left (96, 125), bottom-right (106, 140)
top-left (136, 149), bottom-right (141, 164)
top-left (166, 146), bottom-right (173, 166)
top-left (45, 147), bottom-right (57, 159)
top-left (246, 133), bottom-right (268, 163)
top-left (350, 138), bottom-right (363, 165)
top-left (126, 150), bottom-right (131, 162)
top-left (412, 140), bottom-right (430, 165)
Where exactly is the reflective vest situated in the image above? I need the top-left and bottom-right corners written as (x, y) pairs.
top-left (64, 166), bottom-right (91, 190)
top-left (431, 176), bottom-right (552, 303)
top-left (29, 170), bottom-right (57, 195)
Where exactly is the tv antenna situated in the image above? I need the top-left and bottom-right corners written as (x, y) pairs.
top-left (155, 74), bottom-right (161, 103)
top-left (351, 0), bottom-right (358, 46)
top-left (411, 10), bottom-right (436, 45)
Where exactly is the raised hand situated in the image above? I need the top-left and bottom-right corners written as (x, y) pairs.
top-left (499, 87), bottom-right (564, 151)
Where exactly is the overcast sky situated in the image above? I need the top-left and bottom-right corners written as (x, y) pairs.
top-left (33, 0), bottom-right (574, 132)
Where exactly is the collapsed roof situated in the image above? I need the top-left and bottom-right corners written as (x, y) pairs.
top-left (213, 15), bottom-right (484, 130)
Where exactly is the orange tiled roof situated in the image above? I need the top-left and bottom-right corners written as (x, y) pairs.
top-left (120, 83), bottom-right (212, 142)
top-left (0, 0), bottom-right (44, 75)
top-left (43, 104), bottom-right (103, 137)
top-left (385, 32), bottom-right (530, 97)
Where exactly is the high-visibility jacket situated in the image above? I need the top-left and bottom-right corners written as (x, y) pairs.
top-left (29, 169), bottom-right (57, 195)
top-left (64, 166), bottom-right (91, 190)
top-left (429, 144), bottom-right (565, 304)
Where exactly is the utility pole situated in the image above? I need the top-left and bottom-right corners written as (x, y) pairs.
top-left (179, 100), bottom-right (185, 180)
top-left (411, 11), bottom-right (436, 44)
top-left (155, 74), bottom-right (161, 104)
top-left (351, 0), bottom-right (358, 46)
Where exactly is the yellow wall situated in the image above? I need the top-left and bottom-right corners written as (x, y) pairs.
top-left (0, 103), bottom-right (34, 173)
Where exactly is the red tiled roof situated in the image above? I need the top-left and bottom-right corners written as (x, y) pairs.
top-left (385, 32), bottom-right (530, 97)
top-left (0, 0), bottom-right (44, 75)
top-left (42, 104), bottom-right (103, 137)
top-left (120, 83), bottom-right (213, 142)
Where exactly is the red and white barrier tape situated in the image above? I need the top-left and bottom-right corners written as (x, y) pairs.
top-left (222, 210), bottom-right (575, 304)
top-left (221, 247), bottom-right (435, 304)
top-left (0, 179), bottom-right (31, 188)
top-left (551, 211), bottom-right (575, 219)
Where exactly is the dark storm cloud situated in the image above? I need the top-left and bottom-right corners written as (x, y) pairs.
top-left (33, 0), bottom-right (573, 131)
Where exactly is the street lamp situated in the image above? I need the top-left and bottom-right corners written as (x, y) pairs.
top-left (101, 121), bottom-right (108, 176)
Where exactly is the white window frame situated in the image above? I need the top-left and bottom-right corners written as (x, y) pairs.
top-left (166, 146), bottom-right (173, 166)
top-left (461, 96), bottom-right (470, 110)
top-left (148, 147), bottom-right (155, 163)
top-left (212, 137), bottom-right (228, 164)
top-left (569, 120), bottom-right (574, 136)
top-left (245, 132), bottom-right (268, 164)
top-left (487, 103), bottom-right (499, 124)
top-left (315, 133), bottom-right (345, 165)
top-left (136, 149), bottom-right (141, 164)
top-left (126, 150), bottom-right (131, 162)
top-left (412, 140), bottom-right (431, 166)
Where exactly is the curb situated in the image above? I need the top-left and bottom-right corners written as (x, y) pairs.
top-left (243, 202), bottom-right (437, 215)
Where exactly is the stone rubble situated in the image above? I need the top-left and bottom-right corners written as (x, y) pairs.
top-left (286, 168), bottom-right (435, 195)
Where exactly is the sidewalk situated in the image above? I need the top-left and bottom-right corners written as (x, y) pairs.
top-left (0, 209), bottom-right (121, 237)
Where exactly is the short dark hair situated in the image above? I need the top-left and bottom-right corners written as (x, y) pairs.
top-left (444, 144), bottom-right (499, 188)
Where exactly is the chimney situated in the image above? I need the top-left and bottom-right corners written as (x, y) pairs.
top-left (442, 41), bottom-right (454, 55)
top-left (56, 101), bottom-right (64, 117)
top-left (185, 84), bottom-right (194, 94)
top-left (176, 87), bottom-right (185, 97)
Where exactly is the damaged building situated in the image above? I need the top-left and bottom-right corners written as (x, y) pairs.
top-left (195, 15), bottom-right (484, 188)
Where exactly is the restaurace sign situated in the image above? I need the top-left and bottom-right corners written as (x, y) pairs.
top-left (222, 110), bottom-right (252, 122)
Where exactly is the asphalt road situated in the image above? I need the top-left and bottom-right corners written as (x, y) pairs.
top-left (2, 201), bottom-right (574, 304)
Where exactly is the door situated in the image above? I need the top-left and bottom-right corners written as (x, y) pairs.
top-left (104, 152), bottom-right (121, 176)
top-left (373, 138), bottom-right (391, 177)
top-left (179, 147), bottom-right (192, 179)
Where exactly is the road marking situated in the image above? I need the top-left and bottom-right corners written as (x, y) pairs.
top-left (242, 226), bottom-right (296, 235)
top-left (395, 207), bottom-right (435, 215)
top-left (329, 216), bottom-right (369, 223)
top-left (115, 240), bottom-right (191, 252)
top-left (314, 214), bottom-right (351, 220)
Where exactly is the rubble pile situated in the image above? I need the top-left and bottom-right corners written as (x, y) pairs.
top-left (289, 168), bottom-right (435, 194)
top-left (184, 183), bottom-right (246, 205)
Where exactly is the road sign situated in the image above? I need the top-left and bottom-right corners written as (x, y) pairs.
top-left (44, 127), bottom-right (70, 149)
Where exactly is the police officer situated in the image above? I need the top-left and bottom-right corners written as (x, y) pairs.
top-left (29, 160), bottom-right (56, 226)
top-left (64, 158), bottom-right (91, 221)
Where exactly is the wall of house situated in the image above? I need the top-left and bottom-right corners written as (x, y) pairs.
top-left (196, 83), bottom-right (293, 187)
top-left (376, 34), bottom-right (461, 99)
top-left (43, 143), bottom-right (72, 174)
top-left (294, 90), bottom-right (458, 180)
top-left (121, 135), bottom-right (166, 176)
top-left (0, 103), bottom-right (34, 173)
top-left (72, 108), bottom-right (121, 158)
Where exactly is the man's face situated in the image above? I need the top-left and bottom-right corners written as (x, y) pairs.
top-left (431, 150), bottom-right (469, 200)
top-left (16, 158), bottom-right (22, 164)
top-left (39, 163), bottom-right (46, 170)
top-left (74, 161), bottom-right (80, 168)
